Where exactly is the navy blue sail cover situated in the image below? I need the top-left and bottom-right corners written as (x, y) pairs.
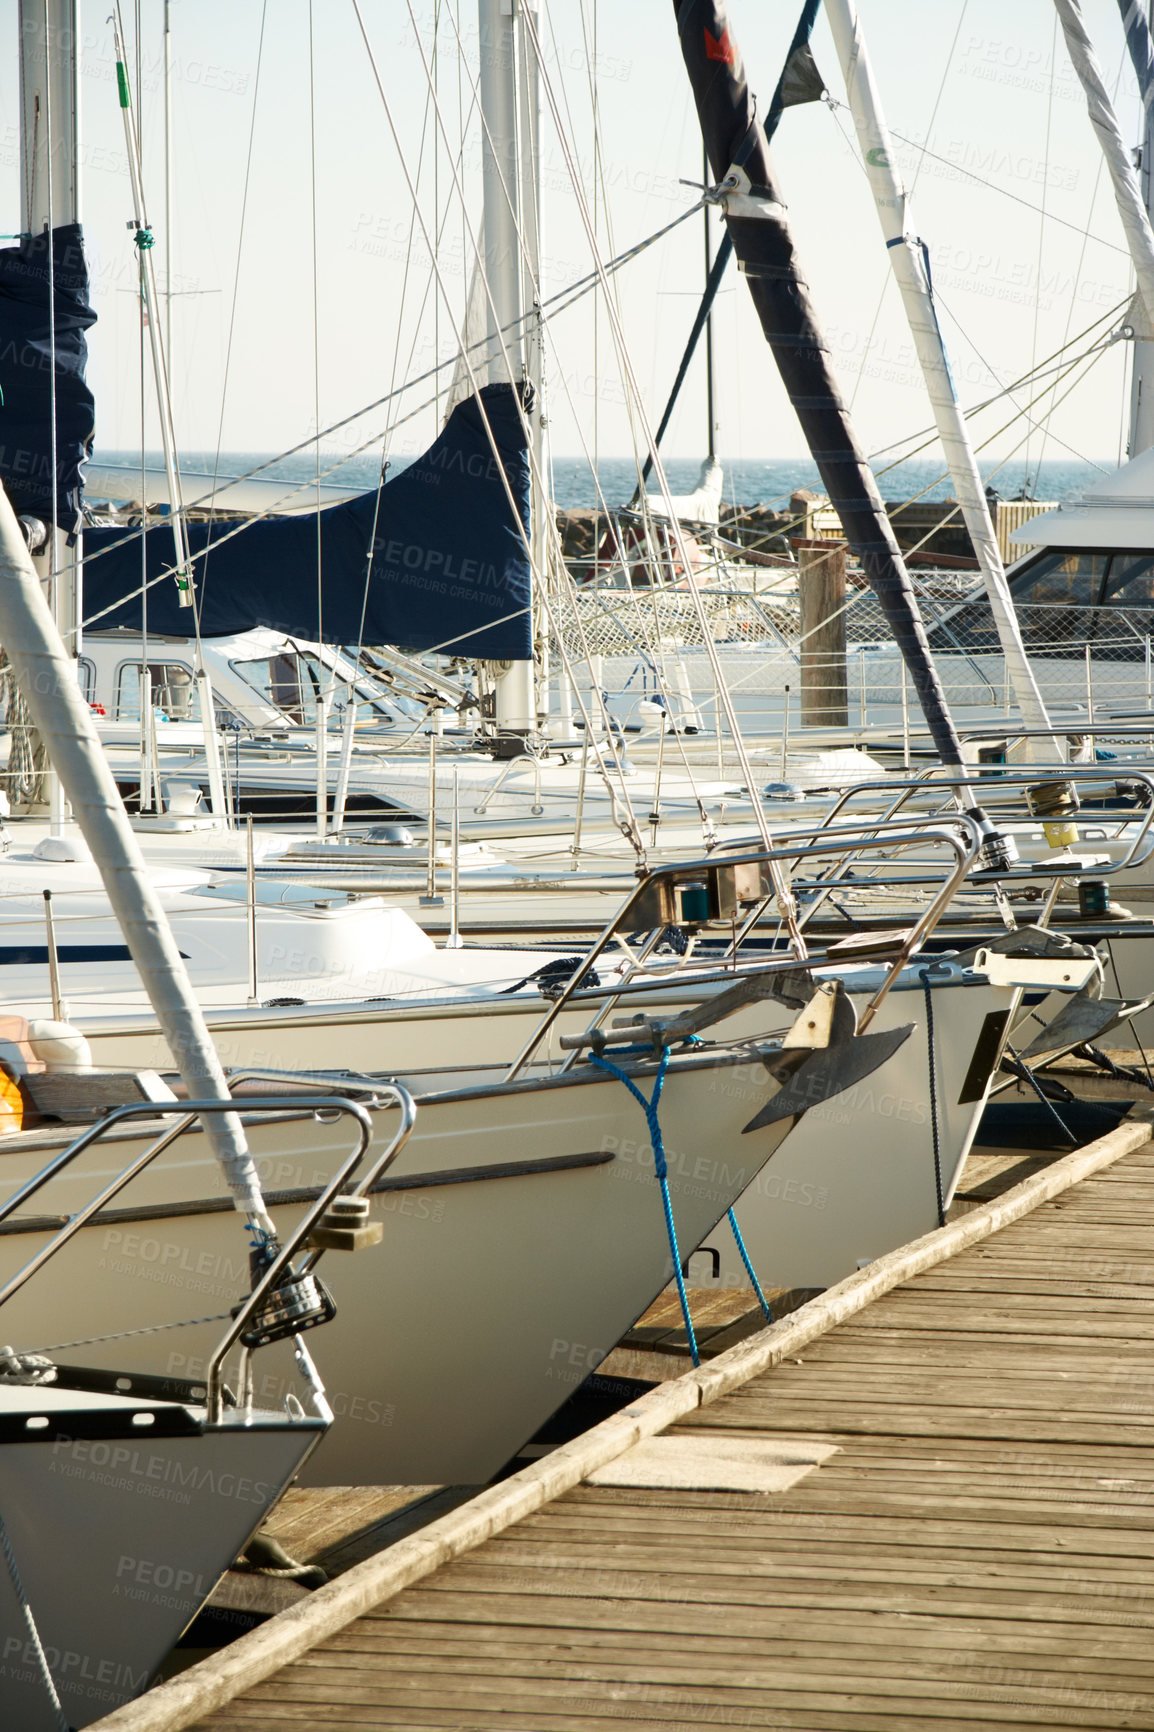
top-left (0, 223), bottom-right (96, 534)
top-left (83, 383), bottom-right (533, 658)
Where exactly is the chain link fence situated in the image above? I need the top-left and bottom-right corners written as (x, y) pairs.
top-left (550, 573), bottom-right (1154, 738)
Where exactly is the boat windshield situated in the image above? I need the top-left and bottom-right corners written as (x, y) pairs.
top-left (230, 650), bottom-right (395, 726)
top-left (930, 548), bottom-right (1154, 659)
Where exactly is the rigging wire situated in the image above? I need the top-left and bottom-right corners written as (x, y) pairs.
top-left (74, 195), bottom-right (706, 596)
top-left (1033, 37), bottom-right (1126, 480)
top-left (351, 0), bottom-right (647, 853)
top-left (846, 0), bottom-right (970, 414)
top-left (203, 0), bottom-right (269, 610)
top-left (1024, 13), bottom-right (1058, 494)
top-left (518, 3), bottom-right (808, 946)
top-left (823, 100), bottom-right (1131, 258)
top-left (538, 1), bottom-right (727, 789)
top-left (410, 0), bottom-right (655, 849)
top-left (435, 0), bottom-right (719, 835)
top-left (79, 291), bottom-right (1121, 643)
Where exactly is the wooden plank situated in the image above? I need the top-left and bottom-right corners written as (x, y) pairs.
top-left (320, 1624), bottom-right (1154, 1678)
top-left (194, 1668), bottom-right (1154, 1728)
top-left (196, 1707), bottom-right (1098, 1732)
top-left (509, 1512), bottom-right (1154, 1562)
top-left (369, 1590), bottom-right (1154, 1656)
top-left (264, 1487), bottom-right (439, 1567)
top-left (682, 1407), bottom-right (1154, 1445)
top-left (196, 1717), bottom-right (1141, 1732)
top-left (410, 1563), bottom-right (1154, 1625)
top-left (243, 1650), bottom-right (1154, 1714)
top-left (474, 1538), bottom-right (1154, 1590)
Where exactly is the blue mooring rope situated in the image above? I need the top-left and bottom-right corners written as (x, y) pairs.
top-left (682, 1033), bottom-right (773, 1323)
top-left (727, 1207), bottom-right (774, 1323)
top-left (590, 1046), bottom-right (700, 1366)
top-left (591, 1044), bottom-right (777, 1361)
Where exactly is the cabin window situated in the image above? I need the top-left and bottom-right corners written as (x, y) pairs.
top-left (77, 658), bottom-right (96, 704)
top-left (116, 661), bottom-right (199, 722)
top-left (1011, 551), bottom-right (1109, 609)
top-left (1103, 552), bottom-right (1154, 606)
top-left (232, 651), bottom-right (393, 726)
top-left (231, 652), bottom-right (325, 724)
top-left (930, 547), bottom-right (1154, 660)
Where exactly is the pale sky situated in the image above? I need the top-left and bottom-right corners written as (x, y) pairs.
top-left (0, 0), bottom-right (1145, 477)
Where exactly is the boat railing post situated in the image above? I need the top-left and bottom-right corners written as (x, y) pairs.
top-left (571, 731), bottom-right (589, 868)
top-left (1086, 643), bottom-right (1095, 756)
top-left (219, 717), bottom-right (237, 825)
top-left (315, 686), bottom-right (331, 841)
top-left (246, 815), bottom-right (258, 1007)
top-left (780, 684), bottom-right (790, 782)
top-left (858, 646), bottom-right (866, 729)
top-left (420, 731), bottom-right (443, 907)
top-left (1146, 633), bottom-right (1151, 706)
top-left (649, 711), bottom-right (667, 848)
top-left (447, 767), bottom-right (463, 949)
top-left (331, 694), bottom-right (356, 836)
top-left (138, 677), bottom-right (154, 816)
top-left (195, 669), bottom-right (229, 824)
top-left (901, 661), bottom-right (910, 770)
top-left (42, 888), bottom-right (67, 1022)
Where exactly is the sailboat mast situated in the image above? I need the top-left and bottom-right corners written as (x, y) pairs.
top-left (1113, 0), bottom-right (1154, 454)
top-left (19, 0), bottom-right (81, 836)
top-left (479, 0), bottom-right (535, 741)
top-left (516, 1), bottom-right (551, 726)
top-left (824, 0), bottom-right (1055, 745)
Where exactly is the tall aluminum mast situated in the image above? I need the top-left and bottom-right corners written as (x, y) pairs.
top-left (825, 0), bottom-right (1054, 745)
top-left (479, 0), bottom-right (535, 741)
top-left (19, 0), bottom-right (81, 834)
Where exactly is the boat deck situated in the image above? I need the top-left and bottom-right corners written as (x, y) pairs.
top-left (93, 1108), bottom-right (1154, 1732)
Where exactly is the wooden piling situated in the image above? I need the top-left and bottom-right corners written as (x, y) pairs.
top-left (795, 537), bottom-right (849, 726)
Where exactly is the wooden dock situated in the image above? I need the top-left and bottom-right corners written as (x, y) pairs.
top-left (95, 1110), bottom-right (1154, 1732)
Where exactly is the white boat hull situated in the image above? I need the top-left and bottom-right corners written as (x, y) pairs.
top-left (0, 1032), bottom-right (906, 1487)
top-left (0, 1384), bottom-right (323, 1730)
top-left (75, 970), bottom-right (1015, 1292)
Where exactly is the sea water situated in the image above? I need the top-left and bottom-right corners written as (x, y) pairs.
top-left (93, 452), bottom-right (1106, 513)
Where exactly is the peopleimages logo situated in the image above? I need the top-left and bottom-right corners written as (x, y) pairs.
top-left (372, 539), bottom-right (504, 589)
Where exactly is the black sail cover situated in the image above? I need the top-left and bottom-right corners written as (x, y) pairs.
top-left (674, 1), bottom-right (964, 768)
top-left (0, 223), bottom-right (96, 535)
top-left (83, 383), bottom-right (533, 659)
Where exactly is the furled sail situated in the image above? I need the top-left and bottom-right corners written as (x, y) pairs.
top-left (673, 0), bottom-right (966, 771)
top-left (82, 383), bottom-right (532, 659)
top-left (0, 223), bottom-right (96, 534)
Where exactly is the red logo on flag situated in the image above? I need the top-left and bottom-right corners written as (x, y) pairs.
top-left (704, 26), bottom-right (735, 64)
